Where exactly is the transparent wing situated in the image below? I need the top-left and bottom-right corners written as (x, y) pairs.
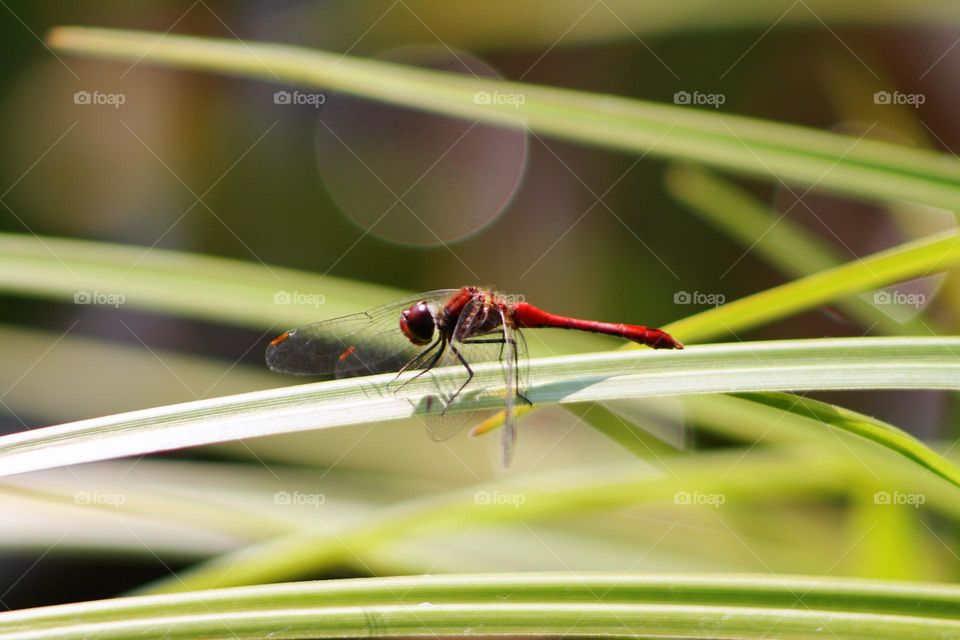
top-left (499, 316), bottom-right (521, 467)
top-left (391, 324), bottom-right (494, 443)
top-left (417, 296), bottom-right (492, 442)
top-left (265, 290), bottom-right (458, 377)
top-left (422, 298), bottom-right (530, 453)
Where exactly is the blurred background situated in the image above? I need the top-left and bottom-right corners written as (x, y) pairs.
top-left (1, 0), bottom-right (960, 612)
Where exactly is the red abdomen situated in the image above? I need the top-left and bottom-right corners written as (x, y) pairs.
top-left (511, 302), bottom-right (683, 349)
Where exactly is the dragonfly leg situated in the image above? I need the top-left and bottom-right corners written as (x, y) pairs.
top-left (394, 336), bottom-right (442, 379)
top-left (510, 337), bottom-right (531, 406)
top-left (461, 337), bottom-right (506, 360)
top-left (444, 342), bottom-right (474, 409)
top-left (461, 336), bottom-right (531, 406)
top-left (394, 337), bottom-right (447, 391)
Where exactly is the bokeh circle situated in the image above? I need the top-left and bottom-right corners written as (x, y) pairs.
top-left (315, 46), bottom-right (528, 246)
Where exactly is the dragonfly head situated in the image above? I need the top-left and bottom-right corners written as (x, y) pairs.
top-left (400, 301), bottom-right (436, 346)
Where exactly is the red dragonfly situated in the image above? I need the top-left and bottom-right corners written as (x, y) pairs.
top-left (266, 286), bottom-right (682, 465)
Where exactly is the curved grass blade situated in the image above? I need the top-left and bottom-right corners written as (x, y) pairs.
top-left (141, 436), bottom-right (960, 593)
top-left (309, 2), bottom-right (960, 52)
top-left (734, 392), bottom-right (960, 488)
top-left (665, 229), bottom-right (960, 344)
top-left (0, 233), bottom-right (403, 330)
top-left (1, 230), bottom-right (957, 349)
top-left (473, 228), bottom-right (960, 438)
top-left (664, 164), bottom-right (930, 335)
top-left (0, 337), bottom-right (958, 485)
top-left (47, 26), bottom-right (960, 210)
top-left (4, 573), bottom-right (960, 640)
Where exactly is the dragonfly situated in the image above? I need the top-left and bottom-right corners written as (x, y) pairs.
top-left (266, 286), bottom-right (683, 466)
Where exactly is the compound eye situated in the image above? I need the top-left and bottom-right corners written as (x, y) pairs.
top-left (400, 301), bottom-right (435, 345)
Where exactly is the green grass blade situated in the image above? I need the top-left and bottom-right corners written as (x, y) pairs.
top-left (665, 230), bottom-right (960, 343)
top-left (562, 402), bottom-right (683, 457)
top-left (0, 337), bottom-right (958, 484)
top-left (735, 392), bottom-right (960, 490)
top-left (0, 323), bottom-right (275, 420)
top-left (3, 231), bottom-right (957, 350)
top-left (4, 574), bottom-right (960, 640)
top-left (47, 26), bottom-right (960, 210)
top-left (316, 2), bottom-right (960, 52)
top-left (0, 233), bottom-right (403, 330)
top-left (0, 233), bottom-right (587, 358)
top-left (463, 228), bottom-right (960, 436)
top-left (142, 434), bottom-right (960, 593)
top-left (665, 164), bottom-right (929, 335)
